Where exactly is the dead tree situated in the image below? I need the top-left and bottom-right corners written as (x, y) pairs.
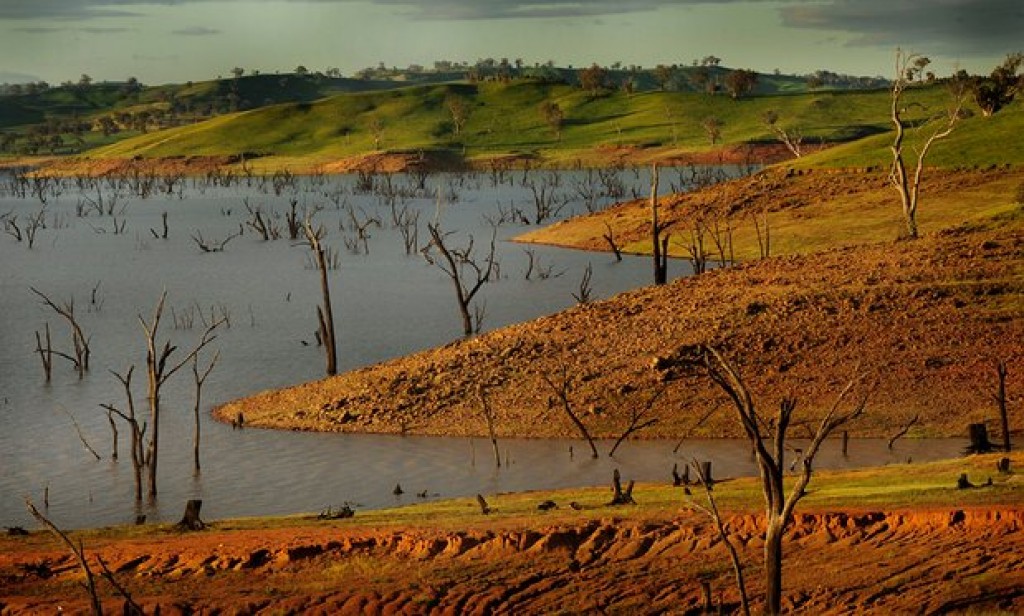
top-left (31, 287), bottom-right (90, 377)
top-left (25, 498), bottom-right (103, 616)
top-left (139, 292), bottom-right (224, 498)
top-left (540, 363), bottom-right (600, 459)
top-left (176, 499), bottom-right (206, 531)
top-left (995, 361), bottom-right (1010, 452)
top-left (477, 385), bottom-right (501, 468)
top-left (34, 323), bottom-right (53, 382)
top-left (688, 458), bottom-right (751, 616)
top-left (681, 345), bottom-right (868, 616)
top-left (650, 164), bottom-right (672, 285)
top-left (889, 49), bottom-right (966, 239)
top-left (762, 110), bottom-right (804, 159)
top-left (423, 220), bottom-right (497, 337)
top-left (609, 385), bottom-right (666, 457)
top-left (752, 204), bottom-right (771, 260)
top-left (571, 263), bottom-right (594, 305)
top-left (607, 469), bottom-right (635, 505)
top-left (887, 414), bottom-right (920, 449)
top-left (191, 228), bottom-right (241, 252)
top-left (191, 350), bottom-right (220, 475)
top-left (101, 366), bottom-right (146, 501)
top-left (303, 217), bottom-right (339, 376)
top-left (602, 222), bottom-right (623, 262)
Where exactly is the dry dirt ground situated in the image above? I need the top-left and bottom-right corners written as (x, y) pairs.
top-left (215, 169), bottom-right (1023, 441)
top-left (3, 503), bottom-right (1024, 614)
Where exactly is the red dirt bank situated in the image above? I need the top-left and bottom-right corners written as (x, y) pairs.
top-left (3, 505), bottom-right (1023, 614)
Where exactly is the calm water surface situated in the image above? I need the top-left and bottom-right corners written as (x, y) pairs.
top-left (0, 168), bottom-right (963, 529)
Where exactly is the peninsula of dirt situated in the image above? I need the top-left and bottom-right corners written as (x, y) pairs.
top-left (215, 168), bottom-right (1023, 441)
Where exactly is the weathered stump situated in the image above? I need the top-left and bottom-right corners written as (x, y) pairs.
top-left (609, 469), bottom-right (636, 505)
top-left (176, 499), bottom-right (206, 531)
top-left (997, 457), bottom-right (1011, 474)
top-left (700, 461), bottom-right (714, 488)
top-left (966, 423), bottom-right (995, 454)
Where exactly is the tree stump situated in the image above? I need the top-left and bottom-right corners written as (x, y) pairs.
top-left (966, 423), bottom-right (995, 454)
top-left (700, 461), bottom-right (714, 488)
top-left (609, 469), bottom-right (636, 505)
top-left (176, 499), bottom-right (206, 531)
top-left (997, 457), bottom-right (1011, 474)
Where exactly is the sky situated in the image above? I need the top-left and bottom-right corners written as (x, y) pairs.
top-left (0, 0), bottom-right (1021, 86)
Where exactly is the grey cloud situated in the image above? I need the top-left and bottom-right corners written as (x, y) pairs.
top-left (172, 26), bottom-right (222, 35)
top-left (0, 0), bottom-right (741, 21)
top-left (780, 0), bottom-right (1024, 57)
top-left (0, 0), bottom-right (140, 20)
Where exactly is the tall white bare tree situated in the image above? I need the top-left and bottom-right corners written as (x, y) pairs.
top-left (889, 49), bottom-right (967, 239)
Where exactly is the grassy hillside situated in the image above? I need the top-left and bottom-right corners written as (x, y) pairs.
top-left (793, 97), bottom-right (1024, 169)
top-left (88, 80), bottom-right (1002, 169)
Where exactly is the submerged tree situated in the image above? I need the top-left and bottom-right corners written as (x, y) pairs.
top-left (423, 220), bottom-right (497, 337)
top-left (138, 291), bottom-right (224, 498)
top-left (303, 216), bottom-right (339, 376)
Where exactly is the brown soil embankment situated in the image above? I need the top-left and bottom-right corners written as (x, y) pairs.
top-left (4, 505), bottom-right (1023, 613)
top-left (215, 213), bottom-right (1023, 440)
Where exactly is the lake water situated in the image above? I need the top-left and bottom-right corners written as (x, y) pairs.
top-left (0, 167), bottom-right (963, 529)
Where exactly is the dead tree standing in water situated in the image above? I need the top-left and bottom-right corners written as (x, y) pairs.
top-left (423, 218), bottom-right (498, 337)
top-left (191, 350), bottom-right (220, 475)
top-left (139, 291), bottom-right (224, 498)
top-left (303, 217), bottom-right (338, 376)
top-left (31, 287), bottom-right (91, 378)
top-left (650, 164), bottom-right (672, 285)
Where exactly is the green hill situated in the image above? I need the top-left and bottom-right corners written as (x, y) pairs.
top-left (84, 79), bottom-right (1023, 170)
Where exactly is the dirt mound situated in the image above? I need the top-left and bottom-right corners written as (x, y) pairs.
top-left (4, 506), bottom-right (1023, 613)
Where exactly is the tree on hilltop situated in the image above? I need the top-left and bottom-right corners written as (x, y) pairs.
top-left (968, 52), bottom-right (1023, 116)
top-left (724, 69), bottom-right (758, 99)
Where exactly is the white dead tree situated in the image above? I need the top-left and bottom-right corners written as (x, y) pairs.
top-left (889, 49), bottom-right (966, 239)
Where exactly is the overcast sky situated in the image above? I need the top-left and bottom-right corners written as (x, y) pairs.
top-left (1, 0), bottom-right (1020, 85)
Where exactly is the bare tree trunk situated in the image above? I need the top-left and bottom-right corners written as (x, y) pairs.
top-left (889, 49), bottom-right (965, 239)
top-left (682, 345), bottom-right (868, 616)
top-left (138, 292), bottom-right (223, 499)
top-left (763, 522), bottom-right (785, 616)
top-left (996, 361), bottom-right (1010, 452)
top-left (192, 351), bottom-right (219, 475)
top-left (650, 164), bottom-right (669, 285)
top-left (304, 220), bottom-right (338, 376)
top-left (478, 385), bottom-right (501, 468)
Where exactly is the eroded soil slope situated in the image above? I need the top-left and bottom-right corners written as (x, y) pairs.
top-left (4, 505), bottom-right (1023, 614)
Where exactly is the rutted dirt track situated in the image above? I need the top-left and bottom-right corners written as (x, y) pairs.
top-left (3, 506), bottom-right (1024, 614)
